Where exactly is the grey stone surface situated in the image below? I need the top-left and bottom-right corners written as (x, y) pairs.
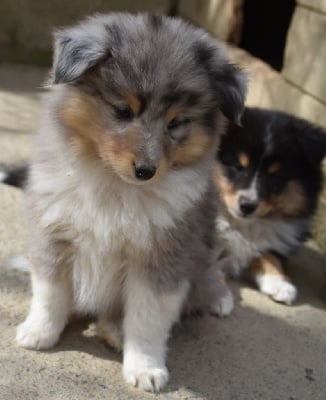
top-left (283, 6), bottom-right (326, 104)
top-left (228, 46), bottom-right (326, 129)
top-left (0, 64), bottom-right (47, 164)
top-left (297, 0), bottom-right (326, 14)
top-left (1, 186), bottom-right (326, 399)
top-left (1, 64), bottom-right (326, 400)
top-left (178, 0), bottom-right (243, 43)
top-left (0, 0), bottom-right (172, 65)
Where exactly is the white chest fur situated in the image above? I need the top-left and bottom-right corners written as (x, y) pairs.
top-left (216, 213), bottom-right (308, 276)
top-left (31, 159), bottom-right (209, 313)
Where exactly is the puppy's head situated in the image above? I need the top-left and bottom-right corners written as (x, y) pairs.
top-left (215, 107), bottom-right (326, 219)
top-left (53, 13), bottom-right (246, 184)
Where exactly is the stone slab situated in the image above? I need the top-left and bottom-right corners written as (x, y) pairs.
top-left (228, 46), bottom-right (326, 129)
top-left (0, 0), bottom-right (172, 65)
top-left (178, 0), bottom-right (243, 42)
top-left (0, 64), bottom-right (47, 164)
top-left (283, 6), bottom-right (326, 104)
top-left (297, 0), bottom-right (326, 14)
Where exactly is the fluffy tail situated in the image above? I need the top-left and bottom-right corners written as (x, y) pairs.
top-left (0, 164), bottom-right (28, 188)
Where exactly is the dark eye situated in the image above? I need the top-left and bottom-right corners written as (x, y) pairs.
top-left (230, 164), bottom-right (245, 173)
top-left (167, 117), bottom-right (190, 131)
top-left (114, 106), bottom-right (134, 121)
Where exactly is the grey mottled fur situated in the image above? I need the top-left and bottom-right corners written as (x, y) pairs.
top-left (18, 13), bottom-right (246, 392)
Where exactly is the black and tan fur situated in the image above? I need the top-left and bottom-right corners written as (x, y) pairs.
top-left (215, 107), bottom-right (326, 304)
top-left (10, 13), bottom-right (246, 393)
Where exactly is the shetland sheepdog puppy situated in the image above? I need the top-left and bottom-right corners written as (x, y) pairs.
top-left (214, 107), bottom-right (326, 305)
top-left (13, 13), bottom-right (246, 392)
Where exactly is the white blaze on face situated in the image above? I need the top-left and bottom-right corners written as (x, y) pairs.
top-left (233, 173), bottom-right (259, 217)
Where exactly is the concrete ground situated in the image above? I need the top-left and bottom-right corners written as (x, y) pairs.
top-left (1, 63), bottom-right (326, 400)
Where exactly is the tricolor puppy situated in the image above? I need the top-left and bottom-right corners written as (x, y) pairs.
top-left (214, 107), bottom-right (326, 305)
top-left (16, 13), bottom-right (246, 392)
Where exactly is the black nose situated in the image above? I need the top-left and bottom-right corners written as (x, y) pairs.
top-left (134, 164), bottom-right (156, 181)
top-left (239, 197), bottom-right (258, 216)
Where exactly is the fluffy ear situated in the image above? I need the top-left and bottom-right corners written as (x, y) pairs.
top-left (212, 63), bottom-right (248, 125)
top-left (296, 119), bottom-right (326, 166)
top-left (53, 18), bottom-right (111, 84)
top-left (194, 39), bottom-right (247, 124)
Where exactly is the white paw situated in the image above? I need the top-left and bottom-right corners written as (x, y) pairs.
top-left (209, 289), bottom-right (234, 317)
top-left (123, 365), bottom-right (169, 392)
top-left (16, 320), bottom-right (60, 350)
top-left (257, 274), bottom-right (297, 305)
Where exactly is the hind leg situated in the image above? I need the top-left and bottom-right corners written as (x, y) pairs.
top-left (248, 252), bottom-right (297, 305)
top-left (97, 316), bottom-right (123, 352)
top-left (184, 268), bottom-right (234, 317)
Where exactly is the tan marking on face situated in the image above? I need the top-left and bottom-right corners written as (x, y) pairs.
top-left (256, 180), bottom-right (307, 218)
top-left (103, 129), bottom-right (172, 184)
top-left (59, 89), bottom-right (171, 184)
top-left (171, 125), bottom-right (216, 167)
top-left (59, 89), bottom-right (104, 152)
top-left (275, 181), bottom-right (307, 216)
top-left (58, 89), bottom-right (139, 180)
top-left (123, 93), bottom-right (141, 115)
top-left (68, 134), bottom-right (98, 158)
top-left (164, 105), bottom-right (186, 124)
top-left (267, 162), bottom-right (281, 174)
top-left (213, 164), bottom-right (238, 209)
top-left (256, 200), bottom-right (273, 218)
top-left (97, 129), bottom-right (140, 179)
top-left (248, 252), bottom-right (289, 280)
top-left (238, 152), bottom-right (250, 168)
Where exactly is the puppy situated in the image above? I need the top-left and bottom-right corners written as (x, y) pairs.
top-left (214, 107), bottom-right (326, 305)
top-left (15, 13), bottom-right (246, 392)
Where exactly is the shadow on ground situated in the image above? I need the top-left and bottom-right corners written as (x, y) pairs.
top-left (1, 242), bottom-right (326, 400)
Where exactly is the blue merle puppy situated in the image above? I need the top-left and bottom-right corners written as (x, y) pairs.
top-left (11, 13), bottom-right (246, 392)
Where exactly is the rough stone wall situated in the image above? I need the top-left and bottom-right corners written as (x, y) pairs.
top-left (0, 0), bottom-right (172, 65)
top-left (283, 2), bottom-right (326, 125)
top-left (282, 2), bottom-right (326, 251)
top-left (178, 0), bottom-right (243, 43)
top-left (178, 0), bottom-right (326, 129)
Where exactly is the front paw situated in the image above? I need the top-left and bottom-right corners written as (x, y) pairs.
top-left (258, 275), bottom-right (297, 305)
top-left (123, 364), bottom-right (169, 392)
top-left (16, 319), bottom-right (60, 350)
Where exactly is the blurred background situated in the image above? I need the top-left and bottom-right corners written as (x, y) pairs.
top-left (0, 0), bottom-right (325, 249)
